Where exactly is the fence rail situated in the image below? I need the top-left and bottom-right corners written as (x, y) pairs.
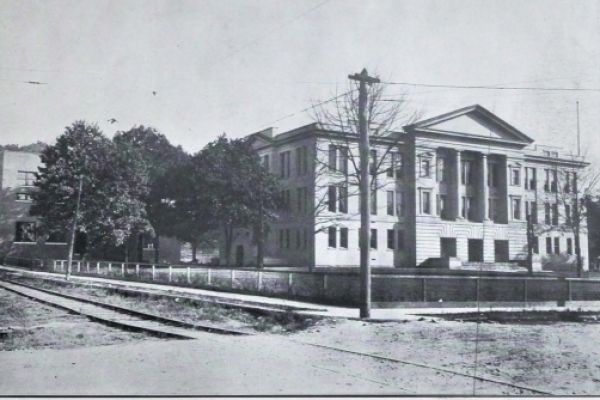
top-left (4, 258), bottom-right (600, 306)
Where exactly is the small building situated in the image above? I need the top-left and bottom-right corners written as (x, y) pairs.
top-left (0, 149), bottom-right (68, 262)
top-left (227, 105), bottom-right (589, 273)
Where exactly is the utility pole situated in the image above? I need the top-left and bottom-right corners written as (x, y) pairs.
top-left (348, 68), bottom-right (380, 319)
top-left (576, 101), bottom-right (581, 157)
top-left (66, 175), bottom-right (83, 280)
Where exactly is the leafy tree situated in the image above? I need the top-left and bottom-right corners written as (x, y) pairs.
top-left (113, 126), bottom-right (188, 262)
top-left (200, 135), bottom-right (281, 267)
top-left (31, 121), bottom-right (150, 278)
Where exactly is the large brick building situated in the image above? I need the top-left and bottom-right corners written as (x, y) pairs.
top-left (0, 149), bottom-right (68, 262)
top-left (229, 105), bottom-right (589, 272)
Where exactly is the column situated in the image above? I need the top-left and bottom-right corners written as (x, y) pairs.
top-left (481, 153), bottom-right (490, 221)
top-left (454, 150), bottom-right (462, 220)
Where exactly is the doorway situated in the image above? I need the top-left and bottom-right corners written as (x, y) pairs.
top-left (468, 239), bottom-right (484, 262)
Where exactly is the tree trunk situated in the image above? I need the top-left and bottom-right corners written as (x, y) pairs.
top-left (223, 225), bottom-right (233, 267)
top-left (124, 235), bottom-right (130, 264)
top-left (192, 241), bottom-right (198, 263)
top-left (575, 222), bottom-right (583, 278)
top-left (153, 234), bottom-right (160, 264)
top-left (66, 218), bottom-right (76, 280)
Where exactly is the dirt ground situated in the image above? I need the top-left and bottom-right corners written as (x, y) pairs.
top-left (0, 288), bottom-right (153, 351)
top-left (289, 317), bottom-right (600, 395)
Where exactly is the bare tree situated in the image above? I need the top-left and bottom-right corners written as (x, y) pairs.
top-left (309, 83), bottom-right (420, 234)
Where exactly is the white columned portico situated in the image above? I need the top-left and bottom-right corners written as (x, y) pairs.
top-left (454, 149), bottom-right (463, 220)
top-left (481, 153), bottom-right (490, 221)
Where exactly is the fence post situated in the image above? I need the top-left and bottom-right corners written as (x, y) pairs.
top-left (168, 266), bottom-right (172, 283)
top-left (121, 263), bottom-right (125, 276)
top-left (151, 265), bottom-right (155, 281)
top-left (86, 261), bottom-right (90, 273)
top-left (258, 271), bottom-right (263, 291)
top-left (231, 269), bottom-right (235, 288)
top-left (187, 266), bottom-right (191, 284)
top-left (207, 268), bottom-right (212, 285)
top-left (422, 278), bottom-right (427, 302)
top-left (77, 261), bottom-right (81, 273)
top-left (135, 264), bottom-right (140, 277)
top-left (288, 272), bottom-right (294, 295)
top-left (96, 262), bottom-right (100, 274)
top-left (108, 262), bottom-right (112, 274)
top-left (52, 260), bottom-right (56, 272)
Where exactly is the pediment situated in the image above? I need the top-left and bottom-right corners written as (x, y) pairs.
top-left (405, 105), bottom-right (534, 144)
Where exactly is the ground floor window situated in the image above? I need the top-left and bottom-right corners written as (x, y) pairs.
top-left (387, 229), bottom-right (395, 249)
top-left (554, 237), bottom-right (560, 254)
top-left (328, 227), bottom-right (336, 248)
top-left (370, 229), bottom-right (377, 249)
top-left (440, 237), bottom-right (456, 258)
top-left (15, 222), bottom-right (36, 242)
top-left (340, 227), bottom-right (348, 249)
top-left (567, 238), bottom-right (573, 255)
top-left (546, 237), bottom-right (552, 254)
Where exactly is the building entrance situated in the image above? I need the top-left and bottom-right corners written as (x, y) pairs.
top-left (468, 239), bottom-right (484, 262)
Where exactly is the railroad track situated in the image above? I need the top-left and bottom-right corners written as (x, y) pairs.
top-left (0, 272), bottom-right (552, 395)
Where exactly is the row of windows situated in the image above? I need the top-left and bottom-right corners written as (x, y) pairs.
top-left (263, 146), bottom-right (310, 179)
top-left (278, 228), bottom-right (310, 250)
top-left (327, 227), bottom-right (406, 250)
top-left (328, 186), bottom-right (406, 216)
top-left (328, 146), bottom-right (405, 179)
top-left (14, 222), bottom-right (65, 243)
top-left (280, 187), bottom-right (311, 214)
top-left (543, 236), bottom-right (574, 255)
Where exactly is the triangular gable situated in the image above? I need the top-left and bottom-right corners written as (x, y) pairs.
top-left (405, 105), bottom-right (534, 144)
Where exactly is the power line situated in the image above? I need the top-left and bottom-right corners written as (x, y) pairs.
top-left (259, 89), bottom-right (355, 128)
top-left (380, 80), bottom-right (600, 92)
top-left (0, 78), bottom-right (47, 85)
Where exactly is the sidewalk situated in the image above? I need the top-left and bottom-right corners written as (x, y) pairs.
top-left (3, 265), bottom-right (600, 320)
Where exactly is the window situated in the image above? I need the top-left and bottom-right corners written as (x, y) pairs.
top-left (338, 185), bottom-right (348, 214)
top-left (436, 157), bottom-right (447, 182)
top-left (295, 147), bottom-right (302, 176)
top-left (564, 171), bottom-right (571, 193)
top-left (488, 198), bottom-right (497, 220)
top-left (525, 167), bottom-right (536, 190)
top-left (15, 222), bottom-right (36, 242)
top-left (17, 171), bottom-right (36, 186)
top-left (510, 167), bottom-right (521, 186)
top-left (279, 151), bottom-right (291, 178)
top-left (370, 189), bottom-right (377, 215)
top-left (420, 157), bottom-right (431, 177)
top-left (552, 203), bottom-right (558, 225)
top-left (396, 191), bottom-right (405, 216)
top-left (339, 147), bottom-right (348, 176)
top-left (394, 153), bottom-right (404, 178)
top-left (387, 229), bottom-right (395, 249)
top-left (437, 194), bottom-right (447, 218)
top-left (262, 155), bottom-right (270, 170)
top-left (525, 201), bottom-right (537, 223)
top-left (303, 229), bottom-right (309, 249)
top-left (554, 237), bottom-right (560, 254)
top-left (462, 196), bottom-right (472, 219)
top-left (47, 231), bottom-right (66, 243)
top-left (397, 230), bottom-right (405, 250)
top-left (340, 228), bottom-right (348, 248)
top-left (565, 204), bottom-right (572, 225)
top-left (488, 163), bottom-right (499, 188)
top-left (545, 203), bottom-right (551, 224)
top-left (328, 227), bottom-right (336, 248)
top-left (386, 191), bottom-right (394, 216)
top-left (567, 238), bottom-right (573, 255)
top-left (533, 238), bottom-right (539, 254)
top-left (328, 186), bottom-right (337, 212)
top-left (328, 145), bottom-right (337, 171)
top-left (462, 160), bottom-right (472, 184)
top-left (370, 229), bottom-right (377, 249)
top-left (296, 188), bottom-right (303, 214)
top-left (370, 150), bottom-right (378, 175)
top-left (16, 192), bottom-right (32, 201)
top-left (512, 197), bottom-right (521, 220)
top-left (546, 237), bottom-right (552, 254)
top-left (422, 191), bottom-right (431, 215)
top-left (296, 230), bottom-right (301, 249)
top-left (285, 229), bottom-right (290, 249)
top-left (279, 229), bottom-right (284, 249)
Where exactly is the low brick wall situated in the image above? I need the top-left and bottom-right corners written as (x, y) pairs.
top-left (23, 259), bottom-right (600, 306)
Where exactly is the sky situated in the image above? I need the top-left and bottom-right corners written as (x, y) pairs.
top-left (1, 0), bottom-right (600, 164)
